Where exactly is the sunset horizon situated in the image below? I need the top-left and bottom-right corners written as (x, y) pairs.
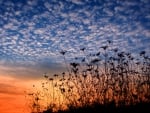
top-left (0, 0), bottom-right (150, 113)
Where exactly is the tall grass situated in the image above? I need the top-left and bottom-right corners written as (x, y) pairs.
top-left (27, 40), bottom-right (150, 113)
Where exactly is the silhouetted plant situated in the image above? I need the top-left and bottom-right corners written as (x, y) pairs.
top-left (27, 40), bottom-right (150, 113)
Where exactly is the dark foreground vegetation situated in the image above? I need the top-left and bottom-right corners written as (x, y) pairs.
top-left (43, 102), bottom-right (150, 113)
top-left (28, 40), bottom-right (150, 113)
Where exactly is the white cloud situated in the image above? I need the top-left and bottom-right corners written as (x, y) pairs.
top-left (3, 23), bottom-right (14, 29)
top-left (44, 2), bottom-right (52, 12)
top-left (71, 0), bottom-right (84, 5)
top-left (34, 28), bottom-right (45, 35)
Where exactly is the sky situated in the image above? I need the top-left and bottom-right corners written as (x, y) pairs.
top-left (0, 0), bottom-right (150, 113)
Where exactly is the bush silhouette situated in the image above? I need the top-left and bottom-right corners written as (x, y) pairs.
top-left (27, 40), bottom-right (150, 113)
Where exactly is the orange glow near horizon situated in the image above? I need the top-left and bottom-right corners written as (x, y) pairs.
top-left (0, 72), bottom-right (149, 113)
top-left (0, 75), bottom-right (41, 113)
top-left (0, 93), bottom-right (27, 113)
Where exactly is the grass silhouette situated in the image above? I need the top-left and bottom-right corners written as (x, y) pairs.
top-left (27, 40), bottom-right (150, 113)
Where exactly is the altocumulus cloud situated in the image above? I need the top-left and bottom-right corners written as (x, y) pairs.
top-left (0, 0), bottom-right (150, 77)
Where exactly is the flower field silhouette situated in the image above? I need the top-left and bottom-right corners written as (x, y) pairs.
top-left (27, 40), bottom-right (150, 113)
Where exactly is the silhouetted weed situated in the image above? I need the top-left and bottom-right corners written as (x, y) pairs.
top-left (27, 40), bottom-right (150, 113)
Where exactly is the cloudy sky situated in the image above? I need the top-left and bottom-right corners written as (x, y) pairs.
top-left (0, 0), bottom-right (150, 112)
top-left (1, 0), bottom-right (150, 68)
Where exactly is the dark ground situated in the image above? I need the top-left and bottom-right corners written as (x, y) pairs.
top-left (43, 102), bottom-right (150, 113)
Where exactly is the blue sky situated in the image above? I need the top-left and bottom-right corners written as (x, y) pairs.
top-left (0, 0), bottom-right (150, 78)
